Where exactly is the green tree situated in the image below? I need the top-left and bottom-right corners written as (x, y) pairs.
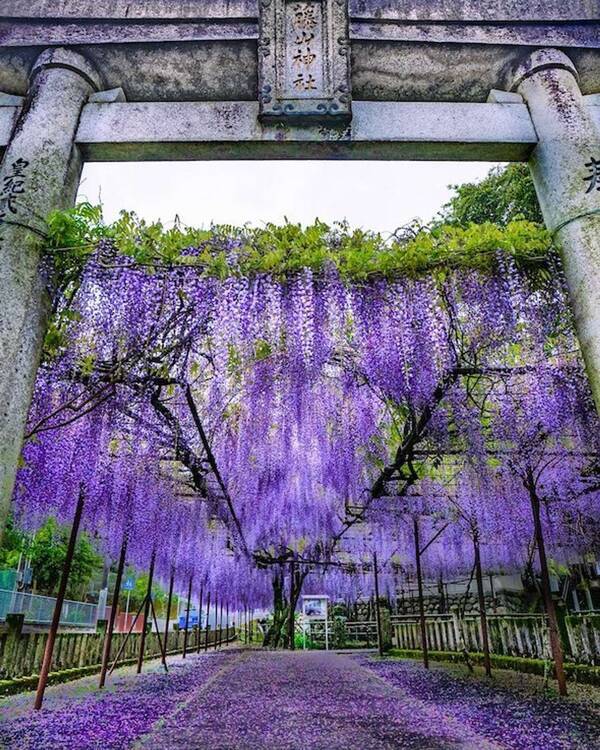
top-left (28, 517), bottom-right (103, 599)
top-left (0, 518), bottom-right (26, 570)
top-left (437, 164), bottom-right (543, 227)
top-left (118, 569), bottom-right (176, 618)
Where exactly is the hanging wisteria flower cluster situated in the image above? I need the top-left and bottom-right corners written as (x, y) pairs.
top-left (13, 216), bottom-right (600, 611)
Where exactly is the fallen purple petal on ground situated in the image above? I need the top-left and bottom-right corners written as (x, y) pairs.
top-left (2, 651), bottom-right (600, 749)
top-left (364, 657), bottom-right (600, 750)
top-left (0, 652), bottom-right (237, 750)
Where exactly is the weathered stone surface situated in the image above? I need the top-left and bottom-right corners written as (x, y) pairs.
top-left (0, 92), bottom-right (23, 105)
top-left (351, 43), bottom-right (600, 102)
top-left (72, 100), bottom-right (538, 161)
top-left (512, 49), bottom-right (600, 411)
top-left (350, 22), bottom-right (600, 48)
top-left (4, 0), bottom-right (596, 22)
top-left (1, 99), bottom-right (599, 162)
top-left (1, 0), bottom-right (598, 104)
top-left (2, 1), bottom-right (260, 19)
top-left (0, 47), bottom-right (100, 534)
top-left (88, 87), bottom-right (126, 103)
top-left (349, 1), bottom-right (599, 22)
top-left (258, 0), bottom-right (351, 123)
top-left (0, 43), bottom-right (260, 102)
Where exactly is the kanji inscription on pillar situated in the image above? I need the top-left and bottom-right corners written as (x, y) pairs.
top-left (584, 156), bottom-right (600, 193)
top-left (259, 0), bottom-right (351, 122)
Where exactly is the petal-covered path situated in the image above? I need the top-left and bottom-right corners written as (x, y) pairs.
top-left (1, 649), bottom-right (600, 749)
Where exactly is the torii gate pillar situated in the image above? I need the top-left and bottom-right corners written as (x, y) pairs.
top-left (0, 48), bottom-right (101, 526)
top-left (513, 49), bottom-right (600, 408)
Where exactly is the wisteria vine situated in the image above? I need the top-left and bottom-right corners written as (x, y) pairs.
top-left (11, 214), bottom-right (600, 625)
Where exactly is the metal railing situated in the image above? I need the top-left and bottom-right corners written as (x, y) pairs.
top-left (0, 588), bottom-right (98, 629)
top-left (345, 620), bottom-right (378, 646)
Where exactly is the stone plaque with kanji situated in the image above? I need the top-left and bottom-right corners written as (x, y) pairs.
top-left (259, 0), bottom-right (351, 122)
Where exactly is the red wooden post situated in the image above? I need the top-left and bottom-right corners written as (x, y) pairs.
top-left (99, 531), bottom-right (127, 688)
top-left (34, 488), bottom-right (84, 710)
top-left (108, 596), bottom-right (146, 676)
top-left (163, 569), bottom-right (175, 658)
top-left (218, 599), bottom-right (224, 648)
top-left (373, 551), bottom-right (384, 657)
top-left (182, 574), bottom-right (193, 658)
top-left (288, 561), bottom-right (296, 650)
top-left (528, 473), bottom-right (568, 696)
top-left (149, 593), bottom-right (168, 671)
top-left (473, 535), bottom-right (492, 678)
top-left (213, 595), bottom-right (219, 650)
top-left (413, 516), bottom-right (429, 669)
top-left (196, 585), bottom-right (204, 653)
top-left (204, 591), bottom-right (212, 652)
top-left (136, 550), bottom-right (156, 674)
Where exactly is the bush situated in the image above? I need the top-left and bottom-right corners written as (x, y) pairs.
top-left (387, 649), bottom-right (600, 686)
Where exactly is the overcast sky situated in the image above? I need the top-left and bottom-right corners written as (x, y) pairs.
top-left (78, 161), bottom-right (498, 234)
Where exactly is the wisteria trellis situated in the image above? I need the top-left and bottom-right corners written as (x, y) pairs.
top-left (13, 233), bottom-right (600, 618)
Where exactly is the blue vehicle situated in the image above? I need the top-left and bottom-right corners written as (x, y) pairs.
top-left (178, 609), bottom-right (200, 629)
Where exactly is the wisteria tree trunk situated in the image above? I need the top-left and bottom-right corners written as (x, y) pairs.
top-left (263, 571), bottom-right (287, 648)
top-left (285, 566), bottom-right (307, 649)
top-left (287, 560), bottom-right (297, 650)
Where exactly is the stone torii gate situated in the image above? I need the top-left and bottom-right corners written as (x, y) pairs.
top-left (0, 1), bottom-right (599, 528)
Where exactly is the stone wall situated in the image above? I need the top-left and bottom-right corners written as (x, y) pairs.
top-left (394, 590), bottom-right (527, 616)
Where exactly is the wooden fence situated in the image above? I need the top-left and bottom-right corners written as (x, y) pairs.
top-left (0, 613), bottom-right (236, 681)
top-left (391, 612), bottom-right (600, 664)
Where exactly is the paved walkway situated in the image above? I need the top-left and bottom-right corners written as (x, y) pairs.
top-left (138, 650), bottom-right (493, 750)
top-left (1, 649), bottom-right (599, 749)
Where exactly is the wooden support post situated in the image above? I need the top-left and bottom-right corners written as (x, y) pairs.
top-left (182, 574), bottom-right (192, 659)
top-left (373, 551), bottom-right (384, 657)
top-left (473, 535), bottom-right (492, 678)
top-left (163, 569), bottom-right (174, 658)
top-left (99, 531), bottom-right (127, 689)
top-left (197, 585), bottom-right (204, 653)
top-left (109, 595), bottom-right (146, 675)
top-left (528, 473), bottom-right (568, 696)
top-left (136, 550), bottom-right (155, 674)
top-left (213, 595), bottom-right (219, 650)
top-left (149, 593), bottom-right (168, 672)
top-left (204, 591), bottom-right (212, 652)
top-left (218, 599), bottom-right (224, 648)
top-left (34, 488), bottom-right (84, 710)
top-left (226, 601), bottom-right (230, 644)
top-left (413, 516), bottom-right (429, 669)
top-left (288, 561), bottom-right (296, 650)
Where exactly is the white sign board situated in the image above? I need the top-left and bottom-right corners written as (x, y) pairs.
top-left (301, 595), bottom-right (329, 650)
